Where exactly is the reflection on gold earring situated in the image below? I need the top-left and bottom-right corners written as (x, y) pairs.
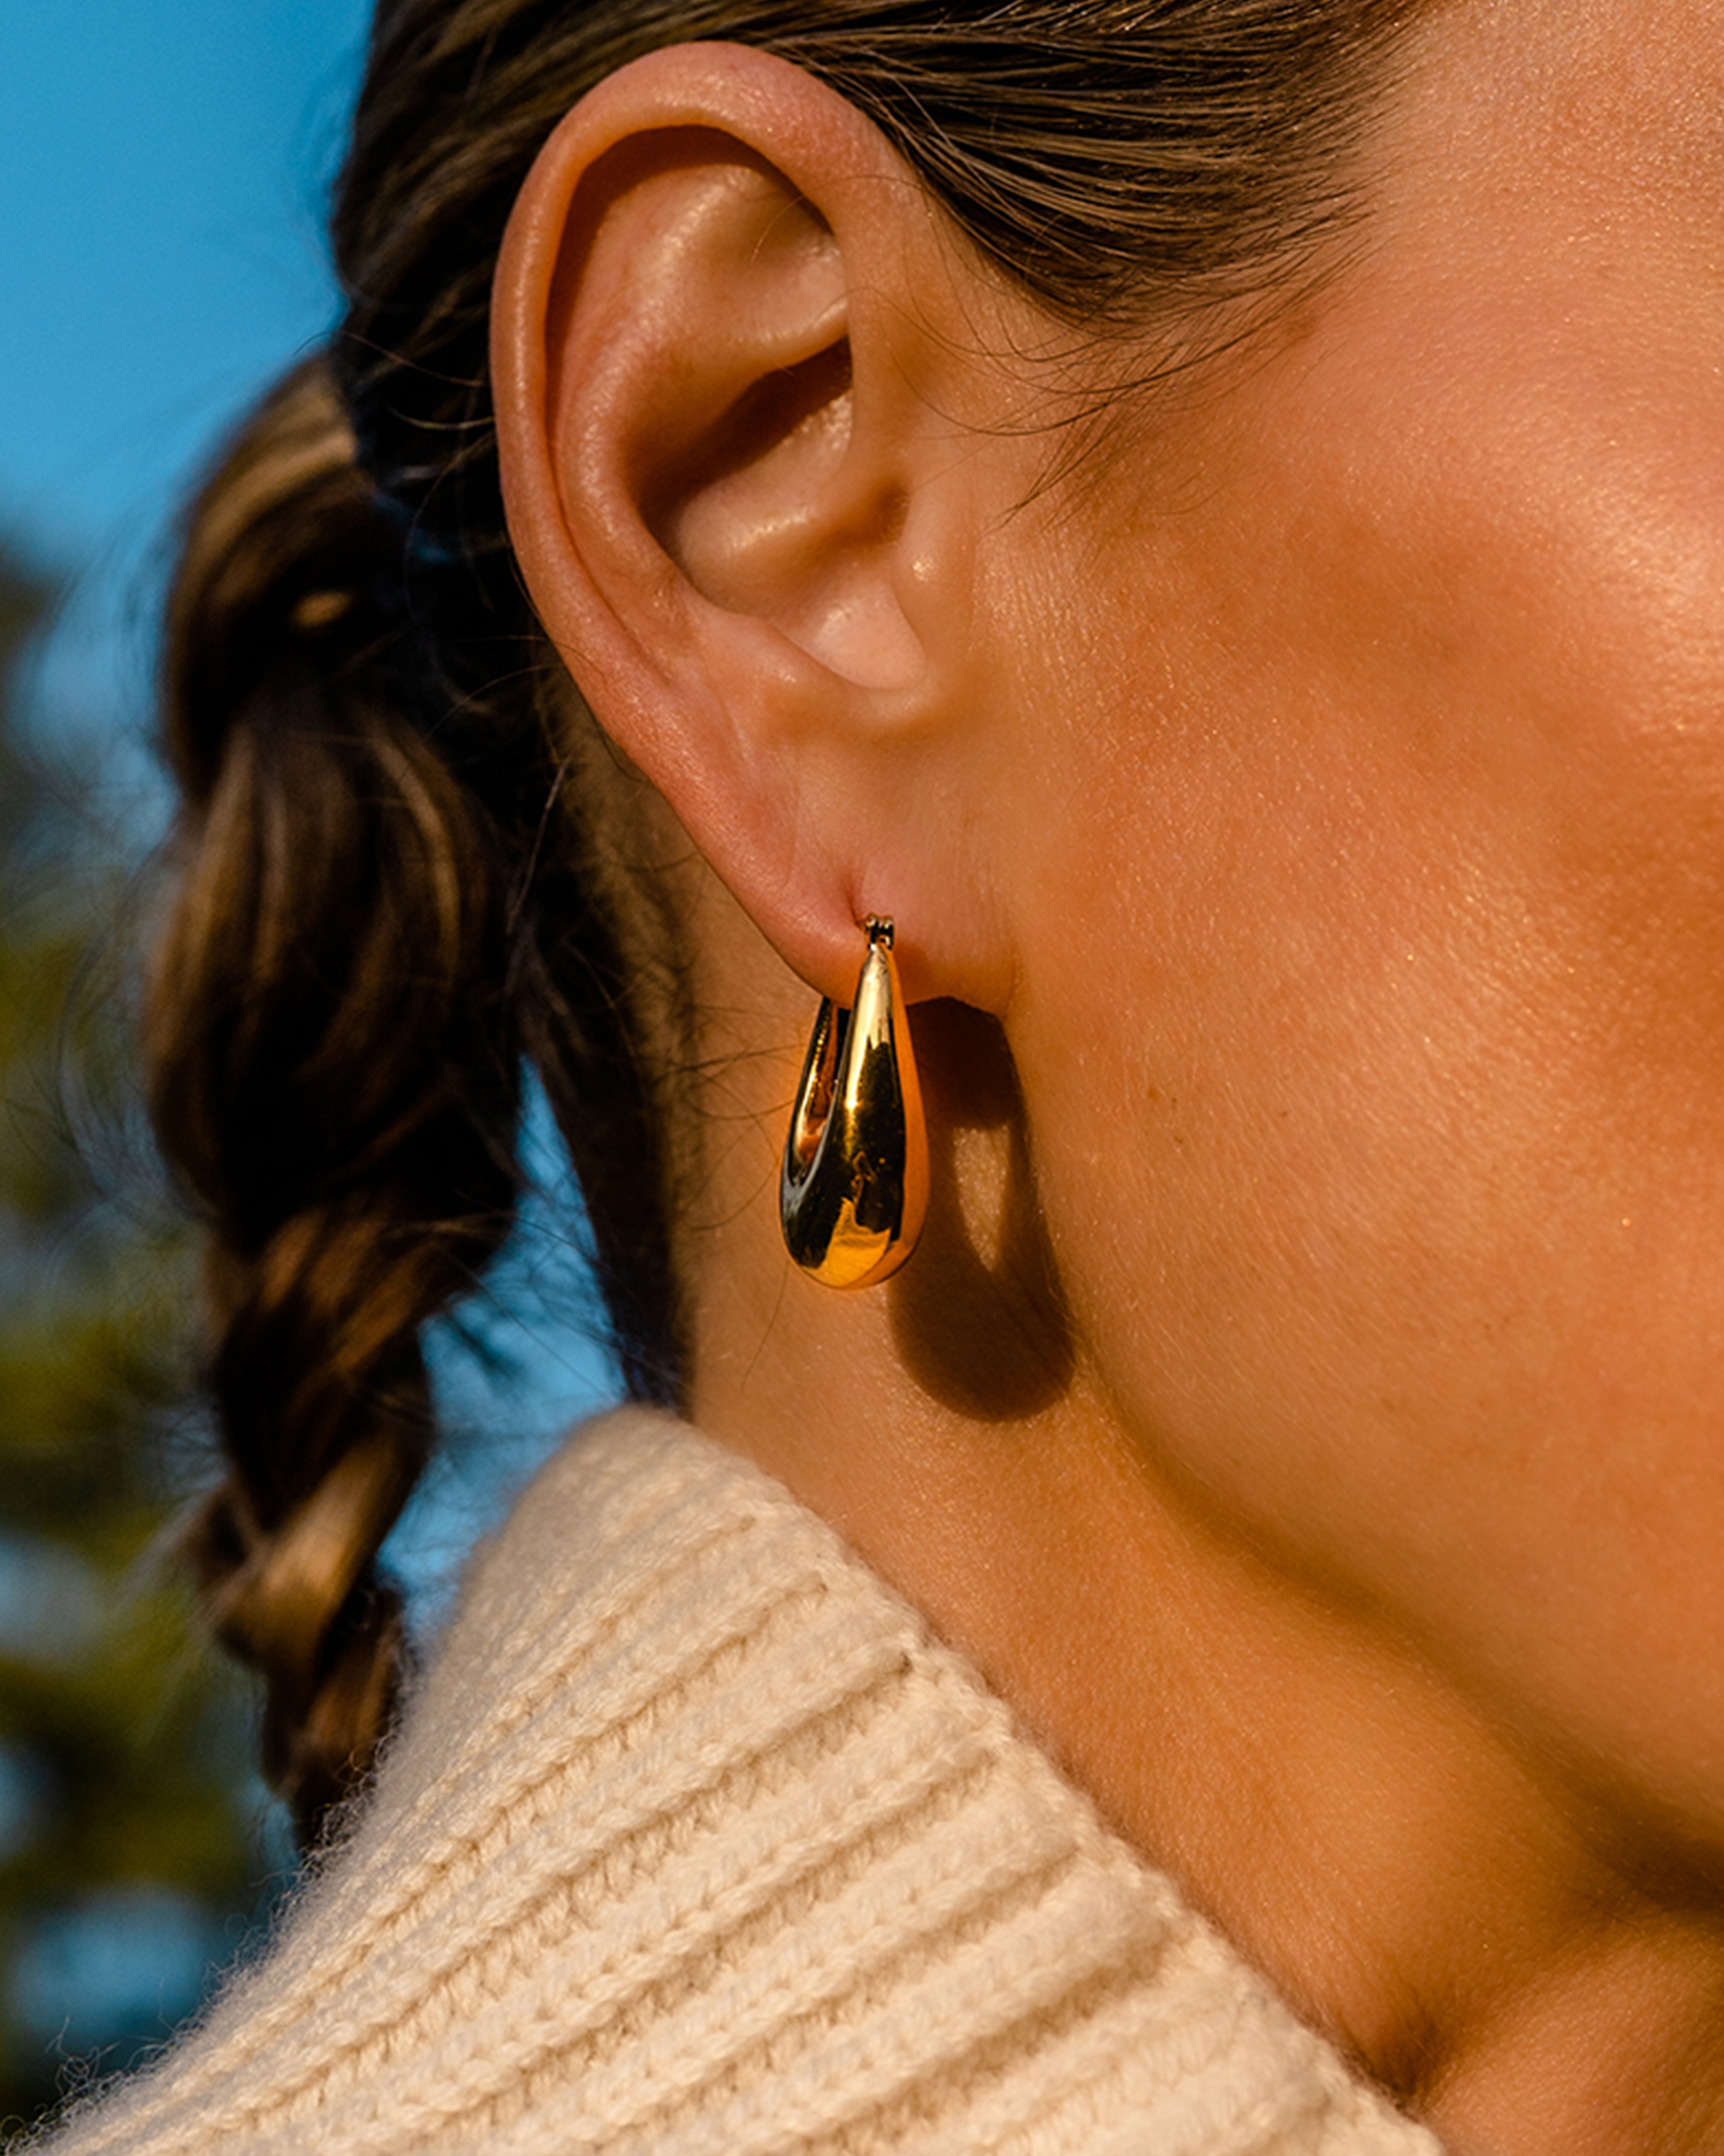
top-left (780, 916), bottom-right (927, 1289)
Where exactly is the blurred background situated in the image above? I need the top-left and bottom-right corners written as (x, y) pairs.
top-left (1, 6), bottom-right (615, 2129)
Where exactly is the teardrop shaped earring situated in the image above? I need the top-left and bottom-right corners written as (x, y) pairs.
top-left (780, 917), bottom-right (927, 1289)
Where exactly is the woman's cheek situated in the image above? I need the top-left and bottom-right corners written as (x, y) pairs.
top-left (999, 290), bottom-right (1724, 1840)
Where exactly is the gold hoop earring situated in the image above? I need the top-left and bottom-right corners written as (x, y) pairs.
top-left (780, 916), bottom-right (927, 1290)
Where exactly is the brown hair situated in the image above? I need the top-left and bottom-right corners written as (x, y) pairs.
top-left (150, 0), bottom-right (1423, 1843)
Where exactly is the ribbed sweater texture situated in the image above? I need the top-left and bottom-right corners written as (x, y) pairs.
top-left (36, 1410), bottom-right (1445, 2155)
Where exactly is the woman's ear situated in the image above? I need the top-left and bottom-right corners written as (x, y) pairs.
top-left (491, 43), bottom-right (1019, 1009)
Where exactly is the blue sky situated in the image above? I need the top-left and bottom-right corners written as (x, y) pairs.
top-left (3, 1), bottom-right (370, 551)
top-left (3, 0), bottom-right (375, 799)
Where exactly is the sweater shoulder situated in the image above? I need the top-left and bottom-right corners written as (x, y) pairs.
top-left (26, 1410), bottom-right (1442, 2156)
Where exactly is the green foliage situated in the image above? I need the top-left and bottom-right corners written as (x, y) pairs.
top-left (0, 546), bottom-right (274, 2133)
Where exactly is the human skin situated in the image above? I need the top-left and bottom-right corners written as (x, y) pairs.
top-left (494, 1), bottom-right (1724, 2144)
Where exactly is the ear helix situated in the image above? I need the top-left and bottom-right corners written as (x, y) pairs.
top-left (780, 917), bottom-right (927, 1289)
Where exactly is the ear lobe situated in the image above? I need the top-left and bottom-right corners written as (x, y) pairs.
top-left (492, 44), bottom-right (1005, 1002)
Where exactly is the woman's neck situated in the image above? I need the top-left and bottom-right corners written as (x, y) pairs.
top-left (697, 1312), bottom-right (1724, 2152)
top-left (664, 934), bottom-right (1724, 2154)
top-left (677, 1056), bottom-right (1724, 2152)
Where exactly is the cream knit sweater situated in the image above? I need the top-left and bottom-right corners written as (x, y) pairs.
top-left (40, 1410), bottom-right (1444, 2155)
